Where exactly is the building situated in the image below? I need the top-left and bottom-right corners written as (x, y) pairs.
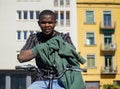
top-left (77, 0), bottom-right (120, 88)
top-left (0, 0), bottom-right (78, 88)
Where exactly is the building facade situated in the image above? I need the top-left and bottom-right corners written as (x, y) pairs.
top-left (0, 0), bottom-right (78, 88)
top-left (77, 0), bottom-right (120, 88)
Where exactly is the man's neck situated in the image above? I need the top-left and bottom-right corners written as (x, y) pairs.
top-left (42, 30), bottom-right (57, 39)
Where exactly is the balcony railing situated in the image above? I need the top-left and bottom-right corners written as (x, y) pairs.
top-left (101, 43), bottom-right (116, 51)
top-left (100, 21), bottom-right (116, 30)
top-left (101, 66), bottom-right (118, 74)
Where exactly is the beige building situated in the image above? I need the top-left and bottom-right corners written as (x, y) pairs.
top-left (77, 0), bottom-right (120, 88)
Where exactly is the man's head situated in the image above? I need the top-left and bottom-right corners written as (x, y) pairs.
top-left (38, 10), bottom-right (57, 37)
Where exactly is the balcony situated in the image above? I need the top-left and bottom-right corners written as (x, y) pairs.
top-left (101, 43), bottom-right (116, 52)
top-left (101, 66), bottom-right (118, 74)
top-left (100, 21), bottom-right (116, 30)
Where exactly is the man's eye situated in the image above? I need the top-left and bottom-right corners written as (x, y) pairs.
top-left (40, 22), bottom-right (46, 24)
top-left (48, 22), bottom-right (54, 24)
top-left (40, 21), bottom-right (54, 24)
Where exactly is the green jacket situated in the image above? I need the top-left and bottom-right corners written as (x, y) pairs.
top-left (32, 36), bottom-right (86, 89)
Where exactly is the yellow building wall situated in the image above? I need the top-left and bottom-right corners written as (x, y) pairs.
top-left (76, 0), bottom-right (120, 88)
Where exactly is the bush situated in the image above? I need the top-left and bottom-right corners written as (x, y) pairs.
top-left (103, 84), bottom-right (119, 89)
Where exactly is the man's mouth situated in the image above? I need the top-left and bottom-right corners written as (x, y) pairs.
top-left (44, 29), bottom-right (51, 34)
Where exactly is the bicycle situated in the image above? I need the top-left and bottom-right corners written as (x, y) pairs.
top-left (16, 64), bottom-right (87, 89)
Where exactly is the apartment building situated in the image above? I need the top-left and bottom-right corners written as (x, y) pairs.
top-left (77, 0), bottom-right (120, 89)
top-left (0, 0), bottom-right (78, 88)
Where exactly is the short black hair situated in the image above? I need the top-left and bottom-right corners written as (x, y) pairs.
top-left (39, 10), bottom-right (56, 21)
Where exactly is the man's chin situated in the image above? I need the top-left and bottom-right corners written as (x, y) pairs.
top-left (43, 32), bottom-right (52, 37)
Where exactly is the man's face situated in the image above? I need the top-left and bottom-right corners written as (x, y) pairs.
top-left (38, 15), bottom-right (56, 36)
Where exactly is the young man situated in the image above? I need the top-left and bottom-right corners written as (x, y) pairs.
top-left (18, 10), bottom-right (74, 89)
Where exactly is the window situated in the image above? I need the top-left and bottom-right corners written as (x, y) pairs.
top-left (54, 11), bottom-right (58, 25)
top-left (0, 72), bottom-right (33, 89)
top-left (17, 11), bottom-right (22, 20)
top-left (60, 11), bottom-right (64, 26)
top-left (17, 0), bottom-right (22, 2)
top-left (87, 55), bottom-right (95, 68)
top-left (23, 31), bottom-right (27, 40)
top-left (103, 55), bottom-right (114, 72)
top-left (66, 11), bottom-right (70, 26)
top-left (114, 81), bottom-right (120, 86)
top-left (54, 0), bottom-right (70, 7)
top-left (86, 32), bottom-right (95, 45)
top-left (103, 34), bottom-right (113, 50)
top-left (104, 55), bottom-right (113, 68)
top-left (17, 10), bottom-right (40, 20)
top-left (103, 11), bottom-right (111, 26)
top-left (60, 0), bottom-right (64, 6)
top-left (17, 31), bottom-right (21, 40)
top-left (54, 0), bottom-right (58, 6)
top-left (11, 75), bottom-right (26, 89)
top-left (86, 81), bottom-right (100, 89)
top-left (36, 11), bottom-right (40, 19)
top-left (66, 0), bottom-right (70, 6)
top-left (23, 0), bottom-right (27, 2)
top-left (30, 11), bottom-right (34, 19)
top-left (30, 31), bottom-right (34, 35)
top-left (55, 11), bottom-right (58, 20)
top-left (17, 0), bottom-right (40, 2)
top-left (54, 10), bottom-right (70, 27)
top-left (23, 11), bottom-right (28, 19)
top-left (0, 75), bottom-right (5, 89)
top-left (85, 11), bottom-right (94, 24)
top-left (104, 34), bottom-right (112, 44)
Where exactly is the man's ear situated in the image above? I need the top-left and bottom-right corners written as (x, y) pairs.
top-left (38, 21), bottom-right (40, 26)
top-left (55, 21), bottom-right (57, 25)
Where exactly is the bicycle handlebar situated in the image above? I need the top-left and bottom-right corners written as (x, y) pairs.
top-left (16, 64), bottom-right (87, 79)
top-left (52, 64), bottom-right (87, 79)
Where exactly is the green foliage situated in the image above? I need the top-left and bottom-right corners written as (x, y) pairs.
top-left (103, 84), bottom-right (119, 89)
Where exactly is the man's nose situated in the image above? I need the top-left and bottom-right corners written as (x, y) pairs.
top-left (45, 22), bottom-right (50, 26)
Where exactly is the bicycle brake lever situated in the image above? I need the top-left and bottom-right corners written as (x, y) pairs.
top-left (66, 64), bottom-right (72, 68)
top-left (72, 68), bottom-right (87, 72)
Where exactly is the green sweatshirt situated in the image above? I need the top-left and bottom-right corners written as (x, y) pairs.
top-left (32, 36), bottom-right (86, 89)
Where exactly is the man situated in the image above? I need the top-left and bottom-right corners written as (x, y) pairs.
top-left (18, 10), bottom-right (74, 89)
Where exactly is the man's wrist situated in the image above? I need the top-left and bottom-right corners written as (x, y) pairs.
top-left (31, 46), bottom-right (38, 57)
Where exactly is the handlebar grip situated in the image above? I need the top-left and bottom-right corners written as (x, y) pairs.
top-left (82, 68), bottom-right (87, 72)
top-left (15, 64), bottom-right (35, 70)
